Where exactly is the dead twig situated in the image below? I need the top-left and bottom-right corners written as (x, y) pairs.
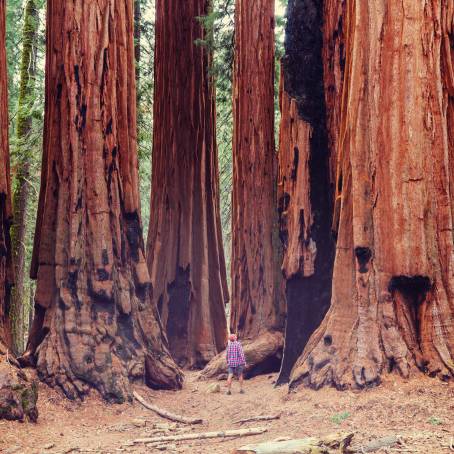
top-left (234, 414), bottom-right (280, 424)
top-left (133, 427), bottom-right (267, 444)
top-left (133, 391), bottom-right (203, 425)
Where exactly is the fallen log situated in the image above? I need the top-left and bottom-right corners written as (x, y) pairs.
top-left (133, 391), bottom-right (203, 425)
top-left (234, 415), bottom-right (280, 424)
top-left (232, 432), bottom-right (354, 454)
top-left (358, 435), bottom-right (400, 453)
top-left (198, 331), bottom-right (284, 380)
top-left (133, 427), bottom-right (268, 444)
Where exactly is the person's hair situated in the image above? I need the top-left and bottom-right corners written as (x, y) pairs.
top-left (229, 333), bottom-right (237, 341)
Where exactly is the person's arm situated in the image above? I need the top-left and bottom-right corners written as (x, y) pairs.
top-left (226, 342), bottom-right (230, 365)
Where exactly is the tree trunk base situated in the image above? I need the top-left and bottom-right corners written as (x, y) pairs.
top-left (0, 342), bottom-right (38, 422)
top-left (19, 299), bottom-right (183, 402)
top-left (198, 331), bottom-right (283, 380)
top-left (289, 273), bottom-right (454, 390)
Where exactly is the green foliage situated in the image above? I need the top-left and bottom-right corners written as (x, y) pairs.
top-left (427, 416), bottom-right (443, 426)
top-left (7, 0), bottom-right (46, 353)
top-left (330, 411), bottom-right (351, 425)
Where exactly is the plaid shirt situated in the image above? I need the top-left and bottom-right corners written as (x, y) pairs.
top-left (226, 340), bottom-right (246, 367)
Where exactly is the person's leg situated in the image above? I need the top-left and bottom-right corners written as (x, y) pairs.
top-left (226, 368), bottom-right (233, 395)
top-left (239, 367), bottom-right (244, 393)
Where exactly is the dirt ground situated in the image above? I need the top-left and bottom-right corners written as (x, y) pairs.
top-left (1, 371), bottom-right (453, 454)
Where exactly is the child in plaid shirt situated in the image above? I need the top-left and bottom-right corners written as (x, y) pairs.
top-left (226, 333), bottom-right (246, 395)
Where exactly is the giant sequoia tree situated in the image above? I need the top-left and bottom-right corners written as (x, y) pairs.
top-left (290, 0), bottom-right (454, 389)
top-left (0, 0), bottom-right (12, 348)
top-left (276, 0), bottom-right (335, 384)
top-left (146, 0), bottom-right (228, 368)
top-left (21, 0), bottom-right (182, 401)
top-left (230, 0), bottom-right (284, 344)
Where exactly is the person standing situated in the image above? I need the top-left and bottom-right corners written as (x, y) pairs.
top-left (226, 333), bottom-right (246, 395)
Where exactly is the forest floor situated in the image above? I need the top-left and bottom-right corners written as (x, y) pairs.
top-left (1, 371), bottom-right (453, 454)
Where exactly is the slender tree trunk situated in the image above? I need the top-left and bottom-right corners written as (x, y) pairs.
top-left (0, 0), bottom-right (13, 349)
top-left (276, 0), bottom-right (336, 384)
top-left (9, 0), bottom-right (39, 356)
top-left (230, 0), bottom-right (284, 341)
top-left (21, 0), bottom-right (183, 401)
top-left (291, 0), bottom-right (454, 390)
top-left (147, 0), bottom-right (228, 369)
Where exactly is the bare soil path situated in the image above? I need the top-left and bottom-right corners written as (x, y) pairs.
top-left (1, 372), bottom-right (453, 453)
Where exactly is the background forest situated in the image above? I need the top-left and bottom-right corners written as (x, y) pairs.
top-left (5, 0), bottom-right (286, 354)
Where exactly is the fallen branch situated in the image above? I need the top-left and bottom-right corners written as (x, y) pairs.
top-left (133, 391), bottom-right (203, 425)
top-left (133, 427), bottom-right (267, 444)
top-left (234, 414), bottom-right (280, 424)
top-left (233, 432), bottom-right (354, 454)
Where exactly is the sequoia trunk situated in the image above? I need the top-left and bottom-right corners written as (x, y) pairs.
top-left (230, 0), bottom-right (284, 342)
top-left (0, 0), bottom-right (12, 348)
top-left (291, 0), bottom-right (454, 389)
top-left (21, 0), bottom-right (182, 401)
top-left (276, 0), bottom-right (336, 384)
top-left (146, 0), bottom-right (228, 368)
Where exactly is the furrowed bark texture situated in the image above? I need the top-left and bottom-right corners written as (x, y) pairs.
top-left (10, 0), bottom-right (39, 355)
top-left (23, 0), bottom-right (182, 402)
top-left (276, 0), bottom-right (336, 384)
top-left (291, 0), bottom-right (454, 390)
top-left (134, 0), bottom-right (140, 83)
top-left (147, 0), bottom-right (228, 368)
top-left (0, 0), bottom-right (12, 348)
top-left (230, 0), bottom-right (284, 342)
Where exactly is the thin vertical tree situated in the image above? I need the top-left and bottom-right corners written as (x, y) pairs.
top-left (147, 0), bottom-right (228, 368)
top-left (21, 0), bottom-right (182, 401)
top-left (291, 0), bottom-right (454, 389)
top-left (230, 0), bottom-right (284, 344)
top-left (9, 0), bottom-right (40, 355)
top-left (0, 0), bottom-right (13, 349)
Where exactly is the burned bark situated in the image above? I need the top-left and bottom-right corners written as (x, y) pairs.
top-left (276, 0), bottom-right (336, 384)
top-left (0, 0), bottom-right (13, 350)
top-left (291, 0), bottom-right (454, 389)
top-left (146, 0), bottom-right (228, 368)
top-left (21, 0), bottom-right (182, 402)
top-left (230, 0), bottom-right (284, 347)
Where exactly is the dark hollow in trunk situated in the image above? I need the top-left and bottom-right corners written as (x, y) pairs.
top-left (277, 0), bottom-right (335, 384)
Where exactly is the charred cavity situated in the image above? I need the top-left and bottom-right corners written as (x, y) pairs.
top-left (355, 246), bottom-right (372, 273)
top-left (278, 0), bottom-right (335, 385)
top-left (166, 266), bottom-right (191, 367)
top-left (388, 275), bottom-right (432, 346)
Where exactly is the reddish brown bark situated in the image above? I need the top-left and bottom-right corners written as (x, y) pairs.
top-left (21, 0), bottom-right (182, 401)
top-left (291, 0), bottom-right (454, 389)
top-left (146, 0), bottom-right (228, 368)
top-left (276, 0), bottom-right (336, 384)
top-left (0, 0), bottom-right (12, 349)
top-left (230, 0), bottom-right (284, 343)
